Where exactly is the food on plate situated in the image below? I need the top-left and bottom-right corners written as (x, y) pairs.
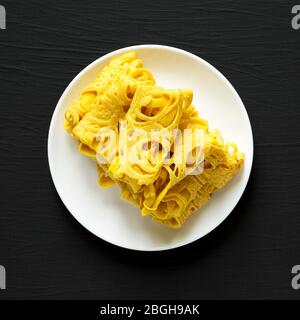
top-left (64, 52), bottom-right (244, 228)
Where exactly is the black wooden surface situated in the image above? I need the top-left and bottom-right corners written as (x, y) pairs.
top-left (0, 0), bottom-right (300, 299)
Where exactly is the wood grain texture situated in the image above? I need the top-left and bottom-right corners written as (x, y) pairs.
top-left (0, 0), bottom-right (300, 299)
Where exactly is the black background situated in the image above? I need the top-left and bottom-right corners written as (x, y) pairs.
top-left (0, 0), bottom-right (300, 300)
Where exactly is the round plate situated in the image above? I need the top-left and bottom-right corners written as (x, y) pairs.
top-left (48, 45), bottom-right (253, 251)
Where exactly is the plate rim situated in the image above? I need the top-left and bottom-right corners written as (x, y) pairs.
top-left (48, 44), bottom-right (254, 252)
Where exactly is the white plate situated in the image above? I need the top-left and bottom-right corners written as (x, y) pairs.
top-left (48, 45), bottom-right (253, 251)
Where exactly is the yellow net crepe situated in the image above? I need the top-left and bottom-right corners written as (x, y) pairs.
top-left (64, 51), bottom-right (244, 228)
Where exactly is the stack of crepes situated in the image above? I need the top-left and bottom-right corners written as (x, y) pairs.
top-left (64, 51), bottom-right (244, 228)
